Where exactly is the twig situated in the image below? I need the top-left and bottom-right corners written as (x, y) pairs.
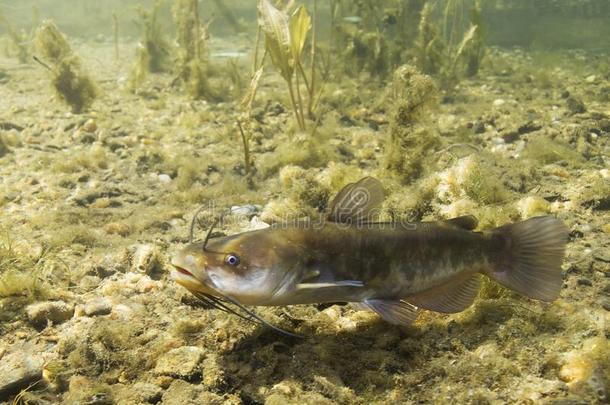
top-left (309, 0), bottom-right (317, 118)
top-left (32, 55), bottom-right (51, 71)
top-left (237, 120), bottom-right (251, 175)
top-left (113, 13), bottom-right (119, 61)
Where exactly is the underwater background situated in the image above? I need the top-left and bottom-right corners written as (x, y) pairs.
top-left (0, 0), bottom-right (609, 404)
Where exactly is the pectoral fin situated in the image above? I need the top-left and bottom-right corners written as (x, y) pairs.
top-left (296, 280), bottom-right (364, 290)
top-left (357, 299), bottom-right (420, 326)
top-left (408, 274), bottom-right (480, 313)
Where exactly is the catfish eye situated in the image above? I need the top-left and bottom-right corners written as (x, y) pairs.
top-left (225, 254), bottom-right (240, 266)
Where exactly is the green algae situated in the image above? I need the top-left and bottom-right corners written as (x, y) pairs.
top-left (34, 20), bottom-right (97, 113)
top-left (384, 64), bottom-right (439, 183)
top-left (524, 136), bottom-right (584, 165)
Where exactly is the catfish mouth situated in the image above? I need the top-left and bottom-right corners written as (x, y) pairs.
top-left (170, 257), bottom-right (220, 298)
top-left (173, 265), bottom-right (193, 277)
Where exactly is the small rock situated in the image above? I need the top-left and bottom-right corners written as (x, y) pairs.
top-left (0, 137), bottom-right (10, 157)
top-left (230, 204), bottom-right (261, 217)
top-left (602, 301), bottom-right (610, 312)
top-left (493, 99), bottom-right (506, 107)
top-left (201, 354), bottom-right (226, 391)
top-left (577, 278), bottom-right (592, 287)
top-left (162, 380), bottom-right (224, 405)
top-left (154, 346), bottom-right (205, 378)
top-left (82, 119), bottom-right (97, 133)
top-left (65, 375), bottom-right (113, 405)
top-left (0, 352), bottom-right (43, 397)
top-left (472, 120), bottom-right (485, 134)
top-left (127, 382), bottom-right (163, 404)
top-left (566, 97), bottom-right (586, 114)
top-left (501, 130), bottom-right (520, 143)
top-left (249, 216), bottom-right (270, 230)
top-left (585, 74), bottom-right (596, 83)
top-left (84, 298), bottom-right (112, 316)
top-left (26, 301), bottom-right (74, 327)
top-left (158, 173), bottom-right (172, 183)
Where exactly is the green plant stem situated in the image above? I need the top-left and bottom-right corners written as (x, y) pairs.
top-left (113, 13), bottom-right (119, 61)
top-left (287, 78), bottom-right (304, 130)
top-left (309, 0), bottom-right (317, 118)
top-left (253, 26), bottom-right (261, 74)
top-left (295, 69), bottom-right (306, 129)
top-left (237, 120), bottom-right (250, 175)
top-left (193, 0), bottom-right (201, 60)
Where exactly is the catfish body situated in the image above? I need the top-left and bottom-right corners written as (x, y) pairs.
top-left (171, 178), bottom-right (568, 328)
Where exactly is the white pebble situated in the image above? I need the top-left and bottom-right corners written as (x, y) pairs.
top-left (493, 99), bottom-right (506, 107)
top-left (585, 75), bottom-right (596, 83)
top-left (158, 174), bottom-right (172, 183)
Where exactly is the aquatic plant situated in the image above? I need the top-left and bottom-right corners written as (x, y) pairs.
top-left (257, 0), bottom-right (315, 131)
top-left (34, 20), bottom-right (98, 113)
top-left (172, 0), bottom-right (218, 100)
top-left (415, 2), bottom-right (444, 75)
top-left (464, 0), bottom-right (485, 77)
top-left (415, 0), bottom-right (486, 87)
top-left (384, 64), bottom-right (439, 182)
top-left (237, 120), bottom-right (253, 177)
top-left (0, 20), bottom-right (29, 63)
top-left (127, 0), bottom-right (170, 92)
top-left (0, 231), bottom-right (49, 300)
top-left (330, 0), bottom-right (404, 78)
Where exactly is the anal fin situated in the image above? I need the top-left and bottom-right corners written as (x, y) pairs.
top-left (357, 299), bottom-right (420, 326)
top-left (408, 274), bottom-right (480, 313)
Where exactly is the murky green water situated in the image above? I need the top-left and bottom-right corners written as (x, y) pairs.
top-left (0, 1), bottom-right (608, 404)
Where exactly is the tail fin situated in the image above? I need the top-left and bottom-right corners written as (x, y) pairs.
top-left (489, 216), bottom-right (568, 302)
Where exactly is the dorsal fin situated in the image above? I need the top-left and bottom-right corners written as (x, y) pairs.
top-left (441, 215), bottom-right (478, 230)
top-left (327, 177), bottom-right (385, 224)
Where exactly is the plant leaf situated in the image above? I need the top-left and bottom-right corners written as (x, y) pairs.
top-left (258, 0), bottom-right (293, 81)
top-left (289, 5), bottom-right (311, 63)
top-left (454, 24), bottom-right (477, 62)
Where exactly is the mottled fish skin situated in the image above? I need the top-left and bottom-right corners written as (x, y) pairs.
top-left (171, 177), bottom-right (568, 329)
top-left (174, 221), bottom-right (493, 305)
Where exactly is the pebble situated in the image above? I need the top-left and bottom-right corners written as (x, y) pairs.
top-left (585, 75), bottom-right (596, 83)
top-left (0, 352), bottom-right (43, 397)
top-left (82, 119), bottom-right (97, 133)
top-left (117, 382), bottom-right (163, 404)
top-left (84, 298), bottom-right (112, 316)
top-left (158, 174), bottom-right (172, 183)
top-left (230, 204), bottom-right (261, 217)
top-left (493, 99), bottom-right (506, 107)
top-left (26, 301), bottom-right (74, 327)
top-left (154, 346), bottom-right (205, 378)
top-left (249, 216), bottom-right (270, 230)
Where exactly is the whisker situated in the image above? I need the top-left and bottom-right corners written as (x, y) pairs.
top-left (190, 291), bottom-right (302, 338)
top-left (221, 295), bottom-right (303, 338)
top-left (193, 291), bottom-right (257, 324)
top-left (189, 205), bottom-right (208, 244)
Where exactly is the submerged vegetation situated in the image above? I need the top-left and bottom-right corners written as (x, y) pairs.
top-left (34, 20), bottom-right (97, 113)
top-left (385, 64), bottom-right (439, 182)
top-left (0, 1), bottom-right (608, 404)
top-left (172, 0), bottom-right (214, 99)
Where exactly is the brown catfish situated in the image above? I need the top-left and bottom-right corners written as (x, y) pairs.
top-left (171, 177), bottom-right (568, 335)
